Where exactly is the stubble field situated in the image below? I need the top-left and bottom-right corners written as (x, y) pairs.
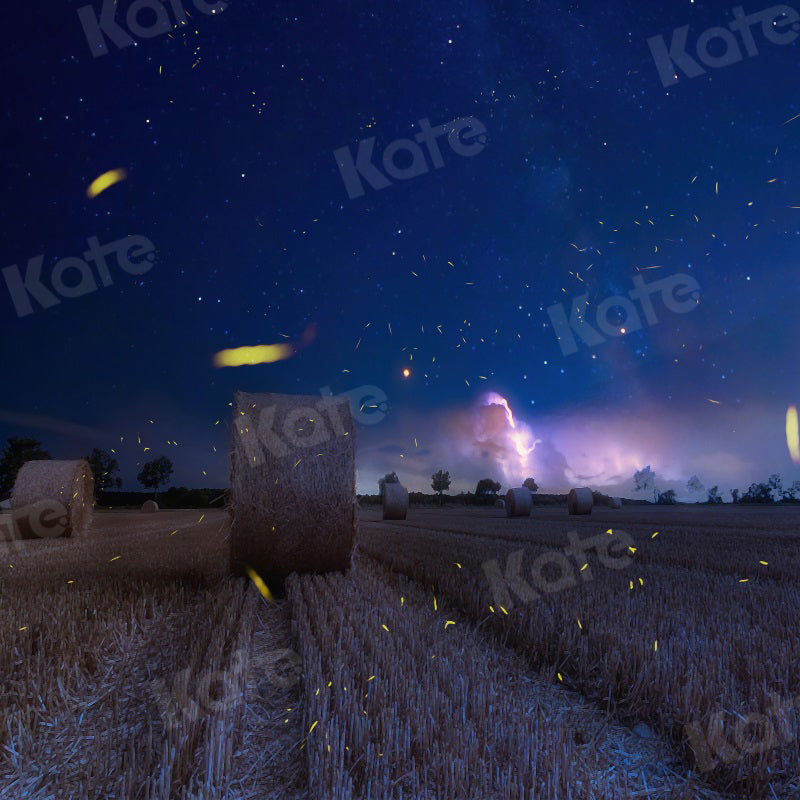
top-left (0, 504), bottom-right (797, 799)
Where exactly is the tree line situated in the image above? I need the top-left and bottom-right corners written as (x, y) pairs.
top-left (376, 470), bottom-right (539, 505)
top-left (0, 436), bottom-right (174, 500)
top-left (634, 465), bottom-right (800, 505)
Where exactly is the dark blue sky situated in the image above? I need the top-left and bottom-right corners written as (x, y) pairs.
top-left (1, 0), bottom-right (798, 496)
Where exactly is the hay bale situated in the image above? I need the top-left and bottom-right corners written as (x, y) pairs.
top-left (494, 498), bottom-right (505, 509)
top-left (505, 488), bottom-right (532, 517)
top-left (382, 482), bottom-right (408, 520)
top-left (568, 487), bottom-right (593, 515)
top-left (141, 500), bottom-right (159, 513)
top-left (610, 496), bottom-right (622, 509)
top-left (11, 459), bottom-right (94, 539)
top-left (229, 391), bottom-right (356, 585)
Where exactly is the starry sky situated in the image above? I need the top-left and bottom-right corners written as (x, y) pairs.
top-left (1, 0), bottom-right (798, 499)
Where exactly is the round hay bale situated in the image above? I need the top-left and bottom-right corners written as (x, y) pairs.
top-left (11, 459), bottom-right (94, 539)
top-left (609, 496), bottom-right (622, 509)
top-left (505, 488), bottom-right (532, 517)
top-left (141, 500), bottom-right (159, 513)
top-left (382, 482), bottom-right (408, 520)
top-left (568, 487), bottom-right (593, 515)
top-left (494, 498), bottom-right (505, 509)
top-left (229, 391), bottom-right (356, 585)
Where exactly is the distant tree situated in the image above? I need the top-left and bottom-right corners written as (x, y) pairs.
top-left (523, 477), bottom-right (538, 493)
top-left (378, 471), bottom-right (399, 498)
top-left (634, 466), bottom-right (656, 502)
top-left (768, 474), bottom-right (783, 502)
top-left (741, 482), bottom-right (772, 504)
top-left (137, 456), bottom-right (173, 499)
top-left (86, 447), bottom-right (122, 492)
top-left (730, 488), bottom-right (740, 504)
top-left (476, 478), bottom-right (501, 496)
top-left (0, 437), bottom-right (52, 499)
top-left (431, 470), bottom-right (451, 504)
top-left (687, 475), bottom-right (704, 495)
top-left (785, 480), bottom-right (800, 501)
top-left (706, 486), bottom-right (722, 504)
top-left (657, 489), bottom-right (677, 505)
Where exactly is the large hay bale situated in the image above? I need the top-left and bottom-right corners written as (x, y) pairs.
top-left (229, 391), bottom-right (356, 585)
top-left (494, 498), bottom-right (505, 509)
top-left (11, 459), bottom-right (94, 539)
top-left (610, 496), bottom-right (622, 509)
top-left (505, 488), bottom-right (532, 517)
top-left (382, 482), bottom-right (408, 520)
top-left (141, 500), bottom-right (159, 513)
top-left (568, 487), bottom-right (593, 515)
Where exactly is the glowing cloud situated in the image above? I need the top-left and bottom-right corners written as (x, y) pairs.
top-left (480, 392), bottom-right (541, 481)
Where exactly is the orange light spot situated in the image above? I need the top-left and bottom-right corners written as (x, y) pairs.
top-left (402, 368), bottom-right (411, 377)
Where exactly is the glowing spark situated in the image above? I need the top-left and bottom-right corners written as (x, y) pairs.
top-left (213, 342), bottom-right (295, 367)
top-left (402, 368), bottom-right (410, 377)
top-left (213, 324), bottom-right (316, 367)
top-left (87, 168), bottom-right (127, 198)
top-left (787, 405), bottom-right (799, 463)
top-left (245, 565), bottom-right (274, 602)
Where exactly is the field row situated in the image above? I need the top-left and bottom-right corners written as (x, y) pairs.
top-left (357, 512), bottom-right (800, 799)
top-left (288, 548), bottom-right (733, 799)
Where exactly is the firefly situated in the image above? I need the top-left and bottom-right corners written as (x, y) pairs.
top-left (787, 405), bottom-right (799, 464)
top-left (402, 368), bottom-right (411, 378)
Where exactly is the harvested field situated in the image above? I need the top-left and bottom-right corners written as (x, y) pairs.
top-left (0, 506), bottom-right (796, 798)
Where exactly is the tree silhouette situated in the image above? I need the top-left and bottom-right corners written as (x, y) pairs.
top-left (475, 478), bottom-right (501, 496)
top-left (137, 457), bottom-right (173, 499)
top-left (86, 448), bottom-right (122, 492)
top-left (0, 437), bottom-right (52, 499)
top-left (657, 489), bottom-right (676, 505)
top-left (741, 482), bottom-right (772, 503)
top-left (706, 486), bottom-right (722, 504)
top-left (430, 469), bottom-right (451, 504)
top-left (523, 477), bottom-right (538, 493)
top-left (768, 474), bottom-right (783, 501)
top-left (378, 471), bottom-right (399, 498)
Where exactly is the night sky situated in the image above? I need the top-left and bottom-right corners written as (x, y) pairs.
top-left (2, 0), bottom-right (799, 499)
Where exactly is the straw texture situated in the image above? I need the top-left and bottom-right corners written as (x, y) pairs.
top-left (11, 459), bottom-right (94, 539)
top-left (229, 391), bottom-right (356, 585)
top-left (567, 487), bottom-right (593, 515)
top-left (505, 488), bottom-right (532, 517)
